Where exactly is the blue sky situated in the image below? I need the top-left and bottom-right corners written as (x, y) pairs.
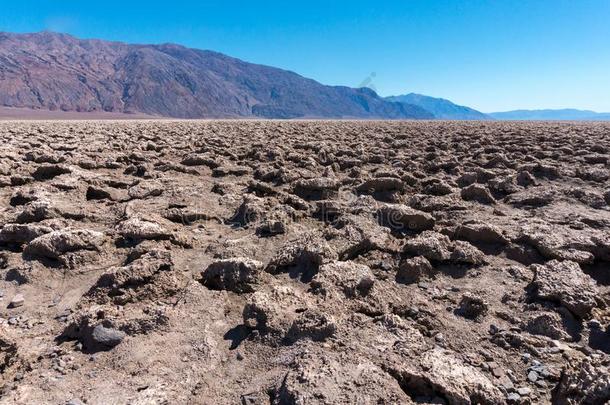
top-left (2, 0), bottom-right (609, 112)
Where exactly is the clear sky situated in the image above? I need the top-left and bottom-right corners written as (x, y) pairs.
top-left (2, 0), bottom-right (609, 112)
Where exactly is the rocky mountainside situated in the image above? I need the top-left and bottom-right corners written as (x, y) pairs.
top-left (386, 93), bottom-right (490, 120)
top-left (0, 31), bottom-right (433, 119)
top-left (489, 109), bottom-right (610, 121)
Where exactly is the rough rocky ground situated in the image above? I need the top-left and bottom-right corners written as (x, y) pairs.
top-left (0, 120), bottom-right (608, 405)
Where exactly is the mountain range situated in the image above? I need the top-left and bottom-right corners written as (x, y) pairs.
top-left (385, 93), bottom-right (490, 120)
top-left (384, 95), bottom-right (610, 121)
top-left (0, 31), bottom-right (433, 119)
top-left (0, 32), bottom-right (608, 121)
top-left (488, 109), bottom-right (610, 121)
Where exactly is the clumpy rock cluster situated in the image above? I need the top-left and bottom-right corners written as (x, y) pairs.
top-left (0, 120), bottom-right (608, 404)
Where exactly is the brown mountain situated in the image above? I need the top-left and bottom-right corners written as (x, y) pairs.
top-left (0, 31), bottom-right (433, 119)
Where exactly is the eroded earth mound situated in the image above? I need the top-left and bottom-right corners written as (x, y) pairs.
top-left (0, 120), bottom-right (608, 404)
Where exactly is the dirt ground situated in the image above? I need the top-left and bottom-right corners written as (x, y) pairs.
top-left (0, 120), bottom-right (608, 404)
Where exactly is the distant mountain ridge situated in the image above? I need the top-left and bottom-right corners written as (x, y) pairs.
top-left (0, 31), bottom-right (433, 119)
top-left (385, 93), bottom-right (490, 120)
top-left (489, 109), bottom-right (610, 121)
top-left (3, 32), bottom-right (606, 121)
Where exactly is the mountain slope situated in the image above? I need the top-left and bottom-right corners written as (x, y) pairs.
top-left (489, 109), bottom-right (610, 121)
top-left (385, 93), bottom-right (490, 120)
top-left (0, 32), bottom-right (433, 119)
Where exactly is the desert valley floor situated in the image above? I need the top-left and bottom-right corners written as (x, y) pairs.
top-left (0, 120), bottom-right (608, 404)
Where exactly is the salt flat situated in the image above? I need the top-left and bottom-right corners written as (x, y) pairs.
top-left (0, 120), bottom-right (608, 404)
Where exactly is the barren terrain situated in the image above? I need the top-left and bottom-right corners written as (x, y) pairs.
top-left (0, 120), bottom-right (608, 404)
